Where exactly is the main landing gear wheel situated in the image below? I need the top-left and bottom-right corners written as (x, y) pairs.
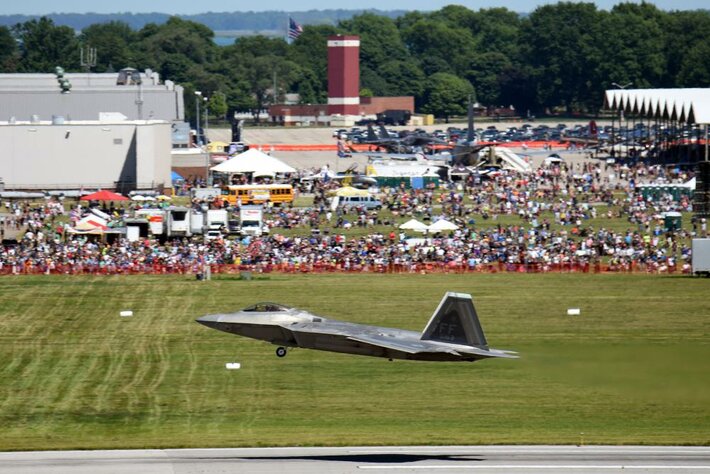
top-left (276, 347), bottom-right (287, 358)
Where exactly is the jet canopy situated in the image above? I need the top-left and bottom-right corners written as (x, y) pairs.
top-left (242, 302), bottom-right (291, 312)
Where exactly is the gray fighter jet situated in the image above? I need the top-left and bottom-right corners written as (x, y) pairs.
top-left (196, 292), bottom-right (517, 362)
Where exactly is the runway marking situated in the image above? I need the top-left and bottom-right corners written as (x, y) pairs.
top-left (358, 465), bottom-right (710, 470)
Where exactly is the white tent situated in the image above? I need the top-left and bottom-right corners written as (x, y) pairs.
top-left (210, 148), bottom-right (296, 175)
top-left (428, 219), bottom-right (459, 232)
top-left (399, 218), bottom-right (429, 232)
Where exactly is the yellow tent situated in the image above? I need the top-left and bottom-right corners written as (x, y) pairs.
top-left (334, 186), bottom-right (370, 197)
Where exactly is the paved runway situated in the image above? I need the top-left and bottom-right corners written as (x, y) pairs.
top-left (2, 446), bottom-right (709, 474)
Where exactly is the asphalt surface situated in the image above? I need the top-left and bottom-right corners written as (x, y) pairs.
top-left (2, 446), bottom-right (709, 474)
top-left (208, 122), bottom-right (603, 172)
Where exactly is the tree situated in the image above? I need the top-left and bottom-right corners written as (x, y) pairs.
top-left (661, 10), bottom-right (710, 87)
top-left (237, 55), bottom-right (300, 122)
top-left (378, 60), bottom-right (425, 98)
top-left (519, 2), bottom-right (605, 113)
top-left (464, 52), bottom-right (512, 106)
top-left (133, 16), bottom-right (217, 78)
top-left (78, 21), bottom-right (135, 72)
top-left (339, 13), bottom-right (407, 73)
top-left (13, 17), bottom-right (79, 72)
top-left (0, 26), bottom-right (18, 72)
top-left (207, 91), bottom-right (228, 122)
top-left (421, 73), bottom-right (474, 122)
top-left (596, 3), bottom-right (666, 91)
top-left (470, 8), bottom-right (521, 59)
top-left (400, 18), bottom-right (477, 77)
top-left (360, 66), bottom-right (389, 96)
top-left (676, 42), bottom-right (710, 87)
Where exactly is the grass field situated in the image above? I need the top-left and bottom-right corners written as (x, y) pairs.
top-left (0, 273), bottom-right (708, 450)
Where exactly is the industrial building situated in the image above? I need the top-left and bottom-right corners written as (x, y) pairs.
top-left (0, 69), bottom-right (181, 192)
top-left (0, 118), bottom-right (172, 192)
top-left (0, 68), bottom-right (184, 122)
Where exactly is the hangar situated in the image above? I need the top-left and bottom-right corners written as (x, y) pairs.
top-left (0, 118), bottom-right (172, 192)
top-left (0, 69), bottom-right (184, 122)
top-left (0, 69), bottom-right (181, 192)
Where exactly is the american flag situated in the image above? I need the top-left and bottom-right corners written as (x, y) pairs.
top-left (288, 17), bottom-right (303, 40)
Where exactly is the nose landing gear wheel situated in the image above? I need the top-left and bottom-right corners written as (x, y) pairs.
top-left (276, 347), bottom-right (287, 358)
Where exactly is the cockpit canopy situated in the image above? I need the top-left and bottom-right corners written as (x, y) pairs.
top-left (242, 302), bottom-right (291, 313)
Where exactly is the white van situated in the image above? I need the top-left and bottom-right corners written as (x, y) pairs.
top-left (336, 195), bottom-right (383, 210)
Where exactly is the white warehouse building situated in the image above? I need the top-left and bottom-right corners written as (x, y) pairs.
top-left (0, 118), bottom-right (172, 191)
top-left (0, 69), bottom-right (184, 122)
top-left (0, 69), bottom-right (181, 191)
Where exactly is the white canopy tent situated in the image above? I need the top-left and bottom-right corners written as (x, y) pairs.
top-left (427, 219), bottom-right (459, 232)
top-left (604, 88), bottom-right (710, 125)
top-left (399, 218), bottom-right (429, 232)
top-left (210, 148), bottom-right (296, 176)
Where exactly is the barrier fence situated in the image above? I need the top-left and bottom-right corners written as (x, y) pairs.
top-left (0, 260), bottom-right (691, 276)
top-left (254, 140), bottom-right (572, 152)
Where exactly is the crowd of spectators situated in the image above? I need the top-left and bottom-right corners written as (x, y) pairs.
top-left (0, 161), bottom-right (703, 276)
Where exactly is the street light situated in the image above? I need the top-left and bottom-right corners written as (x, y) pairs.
top-left (612, 82), bottom-right (633, 89)
top-left (611, 83), bottom-right (632, 123)
top-left (203, 96), bottom-right (209, 146)
top-left (194, 91), bottom-right (202, 147)
top-left (203, 96), bottom-right (211, 186)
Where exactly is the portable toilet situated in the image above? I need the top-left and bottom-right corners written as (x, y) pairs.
top-left (663, 211), bottom-right (682, 231)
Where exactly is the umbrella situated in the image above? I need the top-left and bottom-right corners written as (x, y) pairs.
top-left (131, 195), bottom-right (146, 201)
top-left (156, 195), bottom-right (172, 201)
top-left (171, 171), bottom-right (184, 181)
top-left (399, 218), bottom-right (429, 232)
top-left (428, 219), bottom-right (459, 232)
top-left (80, 190), bottom-right (129, 201)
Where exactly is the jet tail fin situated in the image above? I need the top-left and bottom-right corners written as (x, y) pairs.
top-left (421, 292), bottom-right (488, 349)
top-left (367, 123), bottom-right (378, 141)
top-left (378, 124), bottom-right (389, 139)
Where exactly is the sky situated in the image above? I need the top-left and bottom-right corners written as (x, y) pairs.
top-left (1, 0), bottom-right (707, 15)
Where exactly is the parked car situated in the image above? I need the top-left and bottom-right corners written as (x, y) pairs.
top-left (336, 195), bottom-right (383, 210)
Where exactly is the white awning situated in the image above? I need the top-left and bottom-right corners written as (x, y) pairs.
top-left (604, 88), bottom-right (710, 125)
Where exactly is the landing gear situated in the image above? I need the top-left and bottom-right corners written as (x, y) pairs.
top-left (276, 347), bottom-right (287, 358)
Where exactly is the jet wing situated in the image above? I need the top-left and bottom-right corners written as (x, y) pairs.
top-left (346, 333), bottom-right (462, 356)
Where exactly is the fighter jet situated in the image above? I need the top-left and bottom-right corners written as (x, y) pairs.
top-left (450, 96), bottom-right (488, 167)
top-left (196, 292), bottom-right (517, 362)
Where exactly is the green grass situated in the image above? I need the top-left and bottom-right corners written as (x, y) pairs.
top-left (0, 273), bottom-right (708, 450)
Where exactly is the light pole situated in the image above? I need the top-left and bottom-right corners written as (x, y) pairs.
top-left (204, 96), bottom-right (210, 186)
top-left (611, 82), bottom-right (632, 124)
top-left (612, 82), bottom-right (633, 90)
top-left (194, 91), bottom-right (202, 147)
top-left (203, 96), bottom-right (209, 146)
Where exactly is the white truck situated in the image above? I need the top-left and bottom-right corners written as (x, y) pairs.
top-left (207, 209), bottom-right (228, 230)
top-left (691, 238), bottom-right (710, 276)
top-left (239, 205), bottom-right (269, 237)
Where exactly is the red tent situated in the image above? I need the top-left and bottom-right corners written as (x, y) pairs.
top-left (80, 190), bottom-right (129, 201)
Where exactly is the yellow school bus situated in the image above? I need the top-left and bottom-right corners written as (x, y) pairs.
top-left (222, 184), bottom-right (294, 206)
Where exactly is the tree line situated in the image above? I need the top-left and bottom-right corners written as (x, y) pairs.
top-left (1, 2), bottom-right (709, 123)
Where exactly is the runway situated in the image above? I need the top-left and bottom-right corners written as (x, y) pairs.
top-left (1, 446), bottom-right (710, 474)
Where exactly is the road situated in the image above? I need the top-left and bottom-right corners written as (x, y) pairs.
top-left (1, 446), bottom-right (709, 474)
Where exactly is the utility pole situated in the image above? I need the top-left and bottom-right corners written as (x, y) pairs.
top-left (195, 91), bottom-right (202, 147)
top-left (204, 96), bottom-right (210, 186)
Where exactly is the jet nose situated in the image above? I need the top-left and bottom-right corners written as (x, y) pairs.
top-left (196, 314), bottom-right (221, 328)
